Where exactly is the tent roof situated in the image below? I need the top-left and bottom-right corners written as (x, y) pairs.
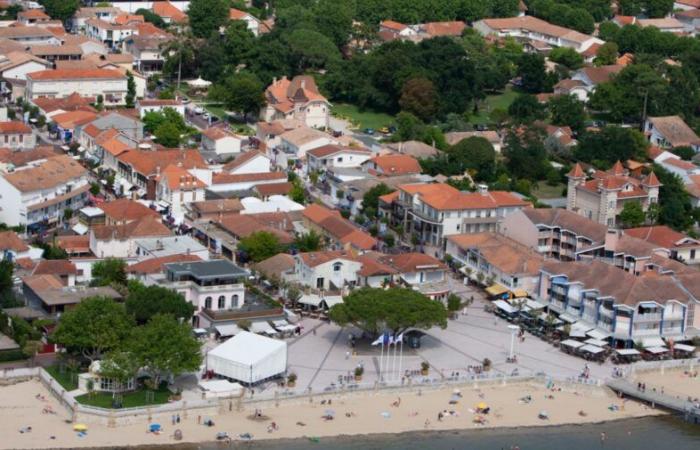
top-left (208, 331), bottom-right (286, 365)
top-left (215, 324), bottom-right (240, 337)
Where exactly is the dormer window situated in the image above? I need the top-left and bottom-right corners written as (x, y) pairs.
top-left (333, 262), bottom-right (342, 272)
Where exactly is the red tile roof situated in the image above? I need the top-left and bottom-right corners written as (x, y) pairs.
top-left (303, 204), bottom-right (376, 250)
top-left (27, 68), bottom-right (126, 80)
top-left (0, 231), bottom-right (29, 253)
top-left (0, 121), bottom-right (31, 134)
top-left (152, 1), bottom-right (187, 23)
top-left (625, 226), bottom-right (699, 250)
top-left (33, 259), bottom-right (78, 276)
top-left (160, 165), bottom-right (206, 190)
top-left (99, 198), bottom-right (160, 223)
top-left (127, 254), bottom-right (201, 274)
top-left (254, 182), bottom-right (293, 196)
top-left (222, 150), bottom-right (268, 172)
top-left (212, 171), bottom-right (286, 185)
top-left (92, 217), bottom-right (171, 240)
top-left (364, 154), bottom-right (422, 176)
top-left (379, 252), bottom-right (446, 273)
top-left (118, 149), bottom-right (206, 176)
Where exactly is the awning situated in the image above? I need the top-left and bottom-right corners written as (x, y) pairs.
top-left (512, 289), bottom-right (529, 298)
top-left (615, 348), bottom-right (640, 356)
top-left (493, 300), bottom-right (516, 314)
top-left (214, 324), bottom-right (240, 337)
top-left (250, 321), bottom-right (276, 335)
top-left (560, 339), bottom-right (584, 349)
top-left (642, 337), bottom-right (666, 348)
top-left (586, 329), bottom-right (611, 340)
top-left (579, 344), bottom-right (604, 354)
top-left (524, 299), bottom-right (546, 310)
top-left (673, 343), bottom-right (695, 353)
top-left (298, 294), bottom-right (322, 307)
top-left (71, 223), bottom-right (88, 235)
top-left (558, 313), bottom-right (577, 323)
top-left (646, 346), bottom-right (668, 354)
top-left (322, 296), bottom-right (343, 308)
top-left (584, 338), bottom-right (608, 347)
top-left (539, 312), bottom-right (562, 325)
top-left (486, 284), bottom-right (509, 297)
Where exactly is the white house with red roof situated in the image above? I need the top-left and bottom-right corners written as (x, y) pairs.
top-left (26, 68), bottom-right (128, 105)
top-left (261, 76), bottom-right (330, 129)
top-left (229, 8), bottom-right (263, 35)
top-left (221, 150), bottom-right (271, 175)
top-left (566, 162), bottom-right (661, 226)
top-left (625, 225), bottom-right (700, 265)
top-left (156, 164), bottom-right (206, 222)
top-left (137, 98), bottom-right (185, 117)
top-left (201, 127), bottom-right (243, 156)
top-left (306, 145), bottom-right (372, 172)
top-left (0, 121), bottom-right (34, 149)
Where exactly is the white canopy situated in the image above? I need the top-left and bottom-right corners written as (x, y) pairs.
top-left (645, 346), bottom-right (668, 354)
top-left (560, 339), bottom-right (584, 349)
top-left (615, 348), bottom-right (641, 356)
top-left (642, 337), bottom-right (666, 349)
top-left (586, 329), bottom-right (611, 340)
top-left (322, 296), bottom-right (344, 308)
top-left (272, 320), bottom-right (296, 332)
top-left (584, 338), bottom-right (608, 347)
top-left (71, 223), bottom-right (88, 235)
top-left (298, 294), bottom-right (322, 307)
top-left (198, 379), bottom-right (243, 398)
top-left (494, 300), bottom-right (516, 314)
top-left (250, 321), bottom-right (277, 335)
top-left (188, 77), bottom-right (211, 88)
top-left (673, 343), bottom-right (696, 353)
top-left (539, 313), bottom-right (563, 325)
top-left (207, 331), bottom-right (287, 384)
top-left (579, 344), bottom-right (604, 354)
top-left (558, 313), bottom-right (578, 323)
top-left (524, 299), bottom-right (546, 310)
top-left (215, 324), bottom-right (240, 337)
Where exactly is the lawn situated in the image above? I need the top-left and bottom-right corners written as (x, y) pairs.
top-left (75, 386), bottom-right (172, 409)
top-left (468, 87), bottom-right (519, 125)
top-left (331, 103), bottom-right (395, 130)
top-left (535, 181), bottom-right (566, 199)
top-left (45, 365), bottom-right (79, 391)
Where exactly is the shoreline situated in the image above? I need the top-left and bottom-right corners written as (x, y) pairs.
top-left (0, 378), bottom-right (666, 450)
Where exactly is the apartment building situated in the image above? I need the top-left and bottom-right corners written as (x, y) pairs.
top-left (566, 162), bottom-right (661, 226)
top-left (380, 183), bottom-right (528, 248)
top-left (625, 225), bottom-right (700, 265)
top-left (0, 155), bottom-right (89, 228)
top-left (26, 69), bottom-right (128, 106)
top-left (0, 121), bottom-right (35, 150)
top-left (538, 259), bottom-right (700, 346)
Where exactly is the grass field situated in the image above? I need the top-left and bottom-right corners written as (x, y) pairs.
top-left (45, 365), bottom-right (79, 391)
top-left (468, 87), bottom-right (519, 125)
top-left (535, 181), bottom-right (566, 199)
top-left (331, 103), bottom-right (395, 130)
top-left (75, 386), bottom-right (171, 409)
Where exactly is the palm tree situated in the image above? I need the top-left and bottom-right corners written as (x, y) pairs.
top-left (160, 32), bottom-right (196, 90)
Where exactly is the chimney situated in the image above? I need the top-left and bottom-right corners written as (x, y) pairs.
top-left (300, 79), bottom-right (306, 89)
top-left (273, 76), bottom-right (277, 85)
top-left (604, 229), bottom-right (619, 252)
top-left (477, 184), bottom-right (488, 195)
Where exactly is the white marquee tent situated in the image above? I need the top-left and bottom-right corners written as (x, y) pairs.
top-left (207, 331), bottom-right (287, 384)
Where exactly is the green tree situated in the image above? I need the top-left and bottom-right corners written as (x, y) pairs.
top-left (286, 28), bottom-right (341, 70)
top-left (129, 314), bottom-right (201, 385)
top-left (549, 94), bottom-right (586, 132)
top-left (312, 0), bottom-right (354, 47)
top-left (209, 72), bottom-right (265, 118)
top-left (574, 126), bottom-right (648, 166)
top-left (673, 146), bottom-right (695, 161)
top-left (362, 183), bottom-right (395, 219)
top-left (53, 297), bottom-right (134, 361)
top-left (143, 107), bottom-right (187, 134)
top-left (0, 258), bottom-right (14, 307)
top-left (595, 42), bottom-right (619, 66)
top-left (508, 94), bottom-right (545, 123)
top-left (125, 71), bottom-right (136, 109)
top-left (399, 77), bottom-right (438, 122)
top-left (328, 287), bottom-right (448, 335)
top-left (39, 0), bottom-right (79, 23)
top-left (289, 178), bottom-right (306, 204)
top-left (187, 0), bottom-right (229, 38)
top-left (294, 230), bottom-right (322, 252)
top-left (449, 136), bottom-right (496, 181)
top-left (653, 165), bottom-right (696, 231)
top-left (490, 0), bottom-right (520, 17)
top-left (447, 293), bottom-right (462, 314)
top-left (619, 201), bottom-right (646, 228)
top-left (154, 122), bottom-right (183, 147)
top-left (135, 8), bottom-right (166, 28)
top-left (503, 128), bottom-right (549, 181)
top-left (548, 47), bottom-right (583, 70)
top-left (99, 350), bottom-right (139, 395)
top-left (91, 258), bottom-right (127, 287)
top-left (125, 281), bottom-right (195, 325)
top-left (239, 231), bottom-right (284, 262)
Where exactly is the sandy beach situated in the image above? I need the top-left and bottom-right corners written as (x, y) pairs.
top-left (634, 368), bottom-right (700, 400)
top-left (0, 377), bottom-right (664, 450)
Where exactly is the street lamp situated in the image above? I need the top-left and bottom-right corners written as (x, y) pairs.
top-left (507, 325), bottom-right (519, 362)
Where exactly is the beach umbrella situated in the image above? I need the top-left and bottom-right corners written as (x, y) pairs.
top-left (73, 424), bottom-right (88, 432)
top-left (149, 423), bottom-right (161, 432)
top-left (538, 410), bottom-right (549, 419)
top-left (477, 402), bottom-right (488, 410)
top-left (188, 77), bottom-right (211, 88)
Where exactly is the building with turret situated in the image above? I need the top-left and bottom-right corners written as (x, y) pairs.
top-left (261, 75), bottom-right (330, 129)
top-left (566, 161), bottom-right (660, 226)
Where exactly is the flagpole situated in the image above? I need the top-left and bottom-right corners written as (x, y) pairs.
top-left (398, 338), bottom-right (403, 381)
top-left (379, 337), bottom-right (384, 381)
top-left (392, 336), bottom-right (397, 381)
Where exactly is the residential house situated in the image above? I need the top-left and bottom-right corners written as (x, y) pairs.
top-left (655, 155), bottom-right (699, 182)
top-left (209, 171), bottom-right (288, 194)
top-left (89, 217), bottom-right (171, 258)
top-left (295, 250), bottom-right (363, 291)
top-left (473, 16), bottom-right (603, 53)
top-left (137, 99), bottom-right (185, 117)
top-left (51, 110), bottom-right (98, 142)
top-left (676, 9), bottom-right (700, 33)
top-left (380, 183), bottom-right (529, 248)
top-left (686, 174), bottom-right (700, 207)
top-left (276, 126), bottom-right (333, 166)
top-left (229, 8), bottom-right (262, 36)
top-left (379, 20), bottom-right (418, 40)
top-left (97, 135), bottom-right (133, 173)
top-left (162, 259), bottom-right (248, 318)
top-left (22, 275), bottom-right (121, 315)
top-left (385, 140), bottom-right (440, 159)
top-left (0, 146), bottom-right (58, 173)
top-left (418, 21), bottom-right (466, 38)
top-left (255, 119), bottom-right (304, 150)
top-left (185, 199), bottom-right (243, 223)
top-left (152, 1), bottom-right (187, 24)
top-left (134, 235), bottom-right (209, 261)
top-left (221, 150), bottom-right (271, 175)
top-left (17, 9), bottom-right (51, 26)
top-left (76, 111), bottom-right (143, 157)
top-left (54, 235), bottom-right (92, 258)
top-left (252, 253), bottom-right (296, 283)
top-left (566, 162), bottom-right (661, 226)
top-left (0, 51), bottom-right (52, 99)
top-left (0, 26), bottom-right (62, 46)
top-left (302, 203), bottom-right (377, 251)
top-left (201, 127), bottom-right (243, 156)
top-left (97, 198), bottom-right (160, 225)
top-left (261, 76), bottom-right (331, 129)
top-left (0, 121), bottom-right (34, 149)
top-left (638, 18), bottom-right (687, 33)
top-left (361, 154), bottom-right (422, 177)
top-left (381, 252), bottom-right (449, 300)
top-left (306, 145), bottom-right (372, 173)
top-left (156, 164), bottom-right (206, 222)
top-left (0, 230), bottom-right (42, 261)
top-left (0, 155), bottom-right (89, 227)
top-left (674, 0), bottom-right (700, 10)
top-left (446, 232), bottom-right (544, 296)
top-left (32, 260), bottom-right (78, 287)
top-left (123, 35), bottom-right (170, 74)
top-left (625, 225), bottom-right (700, 265)
top-left (72, 7), bottom-right (122, 33)
top-left (31, 93), bottom-right (96, 118)
top-left (127, 253), bottom-right (201, 284)
top-left (26, 69), bottom-right (128, 106)
top-left (644, 116), bottom-right (700, 152)
top-left (537, 259), bottom-right (699, 346)
top-left (561, 65), bottom-right (624, 102)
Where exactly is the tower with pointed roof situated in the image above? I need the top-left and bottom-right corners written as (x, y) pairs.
top-left (566, 163), bottom-right (585, 212)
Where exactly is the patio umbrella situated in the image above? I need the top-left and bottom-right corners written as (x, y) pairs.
top-left (538, 410), bottom-right (549, 419)
top-left (188, 77), bottom-right (211, 88)
top-left (73, 424), bottom-right (88, 432)
top-left (149, 423), bottom-right (161, 432)
top-left (477, 402), bottom-right (488, 410)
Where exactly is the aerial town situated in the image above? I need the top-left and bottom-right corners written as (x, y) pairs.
top-left (0, 0), bottom-right (699, 449)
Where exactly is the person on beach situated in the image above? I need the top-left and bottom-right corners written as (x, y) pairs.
top-left (600, 432), bottom-right (606, 445)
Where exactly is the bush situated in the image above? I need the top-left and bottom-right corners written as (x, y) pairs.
top-left (237, 319), bottom-right (251, 330)
top-left (421, 361), bottom-right (430, 371)
top-left (0, 349), bottom-right (26, 362)
top-left (354, 366), bottom-right (364, 377)
top-left (287, 372), bottom-right (297, 383)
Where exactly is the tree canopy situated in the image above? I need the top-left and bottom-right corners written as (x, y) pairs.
top-left (362, 183), bottom-right (395, 219)
top-left (574, 126), bottom-right (648, 167)
top-left (208, 72), bottom-right (265, 117)
top-left (91, 258), bottom-right (127, 287)
top-left (619, 201), bottom-right (645, 228)
top-left (53, 297), bottom-right (134, 361)
top-left (238, 231), bottom-right (285, 262)
top-left (448, 137), bottom-right (497, 182)
top-left (328, 287), bottom-right (448, 335)
top-left (294, 230), bottom-right (323, 252)
top-left (549, 94), bottom-right (585, 132)
top-left (187, 0), bottom-right (230, 38)
top-left (39, 0), bottom-right (80, 23)
top-left (125, 281), bottom-right (195, 324)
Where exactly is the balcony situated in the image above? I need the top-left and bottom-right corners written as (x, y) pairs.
top-left (599, 308), bottom-right (614, 320)
top-left (664, 312), bottom-right (684, 321)
top-left (165, 280), bottom-right (245, 293)
top-left (635, 313), bottom-right (662, 323)
top-left (408, 209), bottom-right (442, 225)
top-left (461, 216), bottom-right (498, 225)
top-left (631, 328), bottom-right (662, 337)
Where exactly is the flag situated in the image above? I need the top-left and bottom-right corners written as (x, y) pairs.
top-left (387, 334), bottom-right (395, 346)
top-left (383, 333), bottom-right (391, 346)
top-left (371, 335), bottom-right (383, 346)
top-left (395, 333), bottom-right (404, 343)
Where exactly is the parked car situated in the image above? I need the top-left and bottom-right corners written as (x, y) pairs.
top-left (363, 128), bottom-right (375, 135)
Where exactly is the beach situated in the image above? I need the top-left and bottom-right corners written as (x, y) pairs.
top-left (0, 377), bottom-right (663, 449)
top-left (633, 368), bottom-right (700, 400)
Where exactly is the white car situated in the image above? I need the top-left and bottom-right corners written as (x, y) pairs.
top-left (193, 106), bottom-right (204, 114)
